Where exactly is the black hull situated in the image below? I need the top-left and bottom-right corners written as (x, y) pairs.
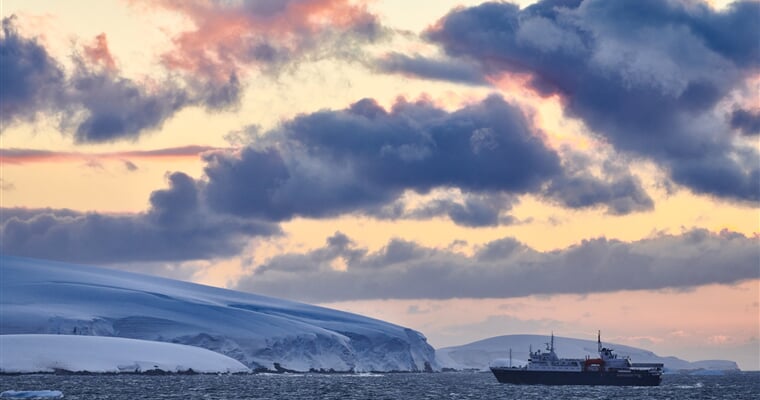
top-left (490, 367), bottom-right (662, 386)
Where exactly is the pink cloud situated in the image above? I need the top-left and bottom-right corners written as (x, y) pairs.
top-left (83, 33), bottom-right (117, 72)
top-left (148, 0), bottom-right (380, 82)
top-left (708, 335), bottom-right (732, 344)
top-left (0, 145), bottom-right (223, 165)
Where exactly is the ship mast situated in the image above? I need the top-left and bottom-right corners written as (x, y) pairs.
top-left (597, 330), bottom-right (602, 353)
top-left (551, 331), bottom-right (555, 353)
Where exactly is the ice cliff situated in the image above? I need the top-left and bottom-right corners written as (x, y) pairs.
top-left (0, 256), bottom-right (436, 372)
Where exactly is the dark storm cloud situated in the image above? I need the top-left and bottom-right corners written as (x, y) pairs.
top-left (0, 173), bottom-right (279, 264)
top-left (424, 0), bottom-right (760, 202)
top-left (201, 95), bottom-right (652, 224)
top-left (235, 229), bottom-right (760, 302)
top-left (730, 109), bottom-right (760, 136)
top-left (374, 52), bottom-right (489, 85)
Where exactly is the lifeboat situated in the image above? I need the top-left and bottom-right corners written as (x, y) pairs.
top-left (584, 358), bottom-right (604, 371)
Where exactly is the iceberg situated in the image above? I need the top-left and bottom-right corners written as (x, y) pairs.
top-left (0, 256), bottom-right (436, 372)
top-left (0, 335), bottom-right (249, 374)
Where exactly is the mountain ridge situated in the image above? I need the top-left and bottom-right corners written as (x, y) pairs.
top-left (435, 334), bottom-right (740, 373)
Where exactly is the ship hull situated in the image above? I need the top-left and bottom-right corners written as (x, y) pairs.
top-left (490, 367), bottom-right (662, 386)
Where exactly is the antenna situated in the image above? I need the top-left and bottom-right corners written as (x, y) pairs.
top-left (598, 330), bottom-right (602, 353)
top-left (550, 331), bottom-right (555, 353)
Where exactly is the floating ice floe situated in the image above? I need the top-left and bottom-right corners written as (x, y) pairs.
top-left (0, 391), bottom-right (63, 399)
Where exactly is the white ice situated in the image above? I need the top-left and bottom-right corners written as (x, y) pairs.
top-left (0, 256), bottom-right (436, 372)
top-left (0, 334), bottom-right (249, 374)
top-left (0, 391), bottom-right (63, 399)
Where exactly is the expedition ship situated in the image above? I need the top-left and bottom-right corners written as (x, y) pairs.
top-left (490, 332), bottom-right (663, 386)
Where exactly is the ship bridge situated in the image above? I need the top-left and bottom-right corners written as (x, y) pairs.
top-left (526, 332), bottom-right (583, 372)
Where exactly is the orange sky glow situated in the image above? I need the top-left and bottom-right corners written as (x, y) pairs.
top-left (1, 0), bottom-right (758, 370)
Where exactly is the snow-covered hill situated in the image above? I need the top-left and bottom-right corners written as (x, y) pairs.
top-left (436, 334), bottom-right (740, 373)
top-left (0, 256), bottom-right (436, 372)
top-left (0, 335), bottom-right (249, 374)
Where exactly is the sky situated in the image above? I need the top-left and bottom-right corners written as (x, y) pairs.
top-left (1, 0), bottom-right (758, 370)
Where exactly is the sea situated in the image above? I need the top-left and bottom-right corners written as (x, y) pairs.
top-left (1, 372), bottom-right (758, 400)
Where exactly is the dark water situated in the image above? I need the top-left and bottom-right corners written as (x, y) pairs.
top-left (1, 372), bottom-right (758, 399)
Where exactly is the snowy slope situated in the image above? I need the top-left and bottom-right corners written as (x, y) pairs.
top-left (0, 335), bottom-right (249, 373)
top-left (436, 334), bottom-right (740, 372)
top-left (0, 256), bottom-right (435, 372)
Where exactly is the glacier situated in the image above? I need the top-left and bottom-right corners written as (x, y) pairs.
top-left (435, 334), bottom-right (740, 373)
top-left (0, 256), bottom-right (436, 373)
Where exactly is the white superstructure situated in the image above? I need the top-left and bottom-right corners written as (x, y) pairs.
top-left (597, 331), bottom-right (632, 370)
top-left (524, 331), bottom-right (643, 373)
top-left (526, 333), bottom-right (583, 372)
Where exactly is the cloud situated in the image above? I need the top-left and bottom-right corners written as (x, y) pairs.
top-left (423, 0), bottom-right (760, 202)
top-left (83, 33), bottom-right (116, 72)
top-left (405, 193), bottom-right (519, 227)
top-left (154, 0), bottom-right (382, 76)
top-left (0, 18), bottom-right (192, 142)
top-left (83, 159), bottom-right (104, 170)
top-left (0, 94), bottom-right (651, 261)
top-left (201, 95), bottom-right (652, 224)
top-left (440, 314), bottom-right (564, 342)
top-left (235, 229), bottom-right (760, 302)
top-left (0, 15), bottom-right (66, 125)
top-left (1, 207), bottom-right (83, 221)
top-left (122, 160), bottom-right (139, 172)
top-left (374, 52), bottom-right (489, 85)
top-left (0, 179), bottom-right (15, 191)
top-left (547, 174), bottom-right (653, 215)
top-left (141, 0), bottom-right (384, 106)
top-left (0, 173), bottom-right (279, 264)
top-left (64, 57), bottom-right (190, 143)
top-left (3, 0), bottom-right (385, 143)
top-left (730, 108), bottom-right (760, 136)
top-left (0, 145), bottom-right (221, 164)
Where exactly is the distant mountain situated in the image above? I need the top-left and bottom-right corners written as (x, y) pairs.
top-left (0, 256), bottom-right (436, 372)
top-left (436, 334), bottom-right (740, 373)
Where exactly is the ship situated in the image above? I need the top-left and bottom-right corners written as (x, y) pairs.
top-left (489, 332), bottom-right (663, 386)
